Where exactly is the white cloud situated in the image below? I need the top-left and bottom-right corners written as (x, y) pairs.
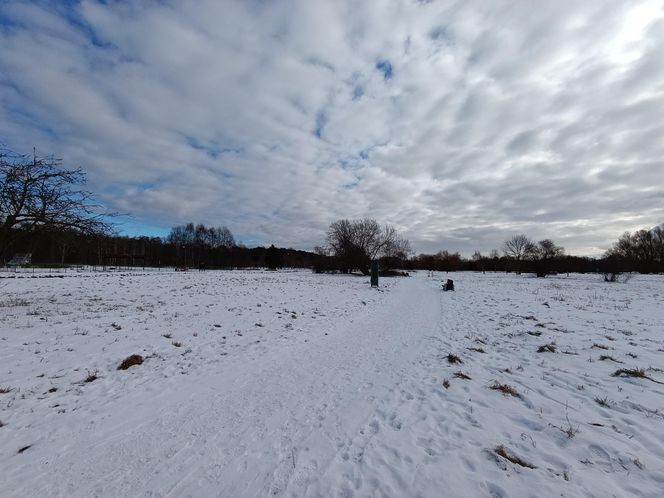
top-left (1, 0), bottom-right (663, 256)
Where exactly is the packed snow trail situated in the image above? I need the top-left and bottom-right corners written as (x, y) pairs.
top-left (3, 274), bottom-right (445, 497)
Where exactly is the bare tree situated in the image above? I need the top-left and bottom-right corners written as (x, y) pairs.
top-left (535, 239), bottom-right (564, 259)
top-left (382, 231), bottom-right (412, 260)
top-left (325, 218), bottom-right (409, 273)
top-left (606, 226), bottom-right (664, 273)
top-left (503, 235), bottom-right (534, 260)
top-left (167, 223), bottom-right (235, 249)
top-left (1, 148), bottom-right (114, 263)
top-left (215, 226), bottom-right (235, 248)
top-left (529, 239), bottom-right (565, 277)
top-left (654, 225), bottom-right (664, 269)
top-left (502, 234), bottom-right (535, 273)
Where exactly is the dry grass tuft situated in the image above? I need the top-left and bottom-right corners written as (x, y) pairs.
top-left (447, 353), bottom-right (463, 364)
top-left (599, 355), bottom-right (622, 363)
top-left (554, 414), bottom-right (580, 438)
top-left (595, 396), bottom-right (612, 408)
top-left (494, 445), bottom-right (536, 468)
top-left (118, 354), bottom-right (144, 370)
top-left (468, 347), bottom-right (486, 353)
top-left (84, 371), bottom-right (98, 383)
top-left (454, 372), bottom-right (472, 380)
top-left (612, 368), bottom-right (646, 378)
top-left (489, 382), bottom-right (520, 397)
top-left (0, 298), bottom-right (30, 307)
top-left (537, 342), bottom-right (557, 353)
top-left (172, 341), bottom-right (182, 347)
top-left (612, 368), bottom-right (663, 383)
top-left (0, 387), bottom-right (13, 394)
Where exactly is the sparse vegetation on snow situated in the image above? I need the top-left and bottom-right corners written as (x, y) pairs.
top-left (1, 270), bottom-right (663, 497)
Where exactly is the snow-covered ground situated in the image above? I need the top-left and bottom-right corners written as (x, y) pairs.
top-left (1, 270), bottom-right (663, 497)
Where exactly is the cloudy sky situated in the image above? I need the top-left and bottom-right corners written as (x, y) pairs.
top-left (1, 0), bottom-right (663, 256)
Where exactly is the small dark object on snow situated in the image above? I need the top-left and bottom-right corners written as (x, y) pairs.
top-left (117, 354), bottom-right (144, 370)
top-left (370, 260), bottom-right (379, 288)
top-left (447, 353), bottom-right (463, 364)
top-left (494, 445), bottom-right (535, 468)
top-left (442, 279), bottom-right (454, 291)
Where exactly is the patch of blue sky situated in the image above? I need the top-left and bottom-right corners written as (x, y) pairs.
top-left (352, 85), bottom-right (364, 100)
top-left (375, 59), bottom-right (393, 80)
top-left (184, 135), bottom-right (242, 159)
top-left (430, 25), bottom-right (448, 40)
top-left (136, 181), bottom-right (155, 190)
top-left (100, 183), bottom-right (125, 197)
top-left (360, 139), bottom-right (390, 160)
top-left (1, 1), bottom-right (114, 50)
top-left (238, 234), bottom-right (261, 247)
top-left (3, 104), bottom-right (59, 141)
top-left (338, 152), bottom-right (367, 170)
top-left (342, 177), bottom-right (360, 189)
top-left (429, 25), bottom-right (454, 48)
top-left (114, 218), bottom-right (170, 238)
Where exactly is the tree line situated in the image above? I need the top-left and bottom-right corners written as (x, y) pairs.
top-left (3, 224), bottom-right (318, 269)
top-left (409, 230), bottom-right (664, 276)
top-left (2, 146), bottom-right (663, 274)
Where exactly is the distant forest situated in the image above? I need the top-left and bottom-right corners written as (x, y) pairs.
top-left (5, 222), bottom-right (663, 277)
top-left (2, 146), bottom-right (663, 275)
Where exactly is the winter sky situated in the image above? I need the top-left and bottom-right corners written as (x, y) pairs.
top-left (1, 0), bottom-right (663, 256)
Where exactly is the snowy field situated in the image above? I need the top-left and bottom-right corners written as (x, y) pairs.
top-left (1, 270), bottom-right (663, 497)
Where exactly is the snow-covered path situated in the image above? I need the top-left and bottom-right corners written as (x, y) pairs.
top-left (2, 273), bottom-right (445, 497)
top-left (2, 271), bottom-right (664, 497)
top-left (83, 274), bottom-right (440, 498)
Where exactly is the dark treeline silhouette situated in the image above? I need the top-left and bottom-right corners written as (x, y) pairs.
top-left (410, 228), bottom-right (664, 276)
top-left (4, 222), bottom-right (663, 276)
top-left (603, 227), bottom-right (664, 274)
top-left (4, 225), bottom-right (319, 269)
top-left (409, 250), bottom-right (605, 275)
